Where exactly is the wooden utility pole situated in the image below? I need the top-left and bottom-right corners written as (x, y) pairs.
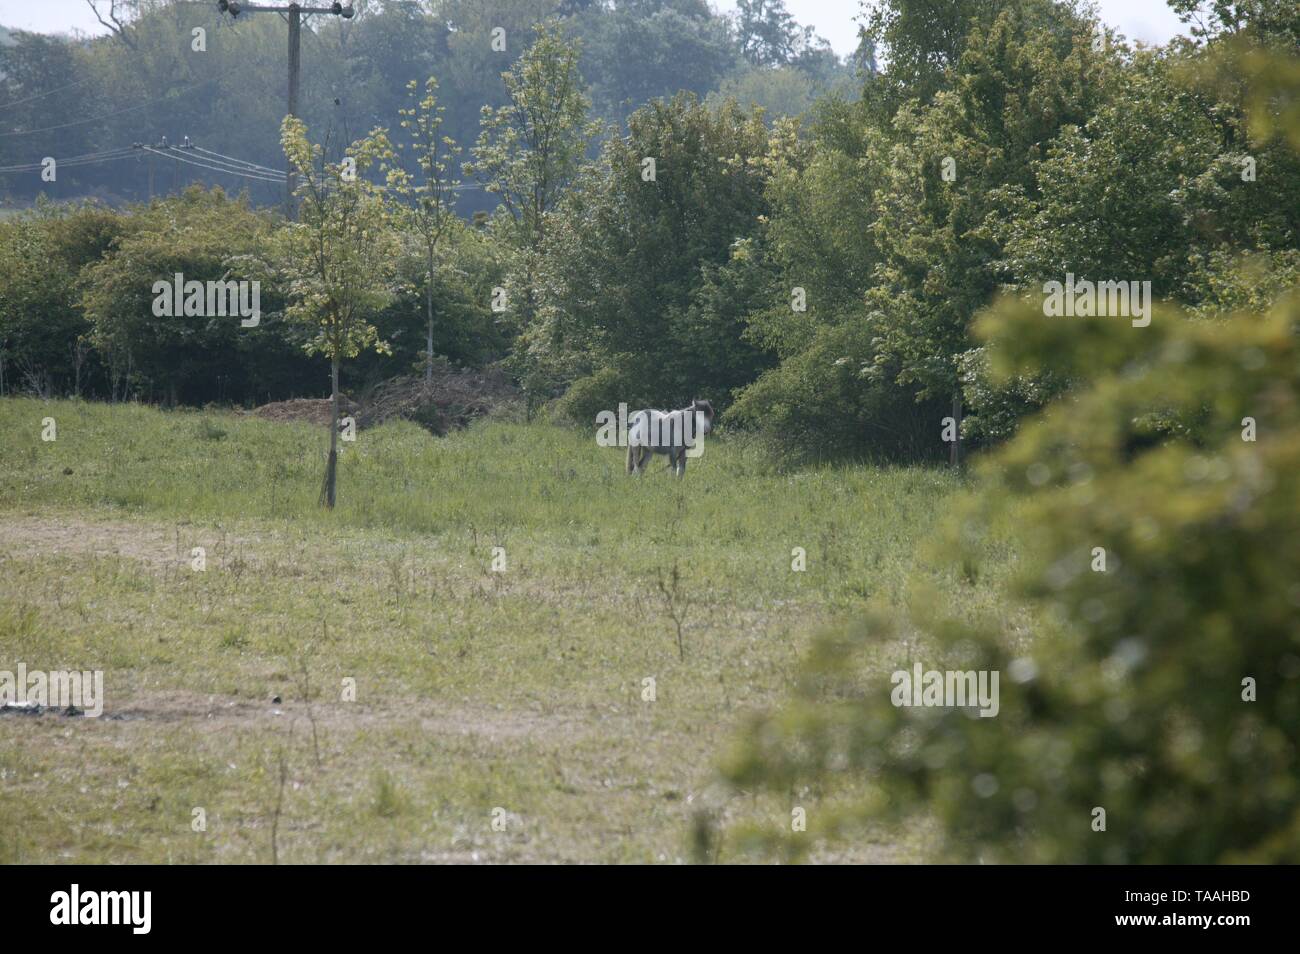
top-left (216, 1), bottom-right (356, 218)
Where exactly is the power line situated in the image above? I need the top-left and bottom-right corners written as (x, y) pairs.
top-left (197, 143), bottom-right (484, 189)
top-left (216, 3), bottom-right (357, 217)
top-left (196, 144), bottom-right (480, 190)
top-left (179, 149), bottom-right (286, 178)
top-left (0, 147), bottom-right (139, 173)
top-left (0, 153), bottom-right (140, 175)
top-left (0, 156), bottom-right (136, 174)
top-left (194, 142), bottom-right (485, 191)
top-left (191, 145), bottom-right (285, 176)
top-left (0, 75), bottom-right (99, 111)
top-left (0, 77), bottom-right (219, 137)
top-left (0, 140), bottom-right (284, 188)
top-left (141, 144), bottom-right (284, 182)
top-left (0, 136), bottom-right (488, 197)
top-left (1, 99), bottom-right (157, 137)
top-left (142, 145), bottom-right (284, 182)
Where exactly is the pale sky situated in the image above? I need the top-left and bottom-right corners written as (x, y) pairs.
top-left (2, 0), bottom-right (1194, 56)
top-left (711, 1), bottom-right (1192, 56)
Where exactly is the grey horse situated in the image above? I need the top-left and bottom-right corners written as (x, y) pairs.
top-left (626, 399), bottom-right (715, 477)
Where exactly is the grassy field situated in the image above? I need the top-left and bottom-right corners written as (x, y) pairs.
top-left (0, 396), bottom-right (1013, 863)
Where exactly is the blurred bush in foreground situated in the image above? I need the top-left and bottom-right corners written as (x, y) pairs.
top-left (718, 287), bottom-right (1300, 863)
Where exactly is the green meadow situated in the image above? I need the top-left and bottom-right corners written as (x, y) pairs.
top-left (0, 397), bottom-right (1010, 862)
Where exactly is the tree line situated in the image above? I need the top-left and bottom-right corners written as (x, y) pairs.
top-left (0, 0), bottom-right (854, 209)
top-left (1, 0), bottom-right (1298, 469)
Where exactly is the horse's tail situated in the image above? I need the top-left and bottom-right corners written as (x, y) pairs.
top-left (626, 442), bottom-right (638, 474)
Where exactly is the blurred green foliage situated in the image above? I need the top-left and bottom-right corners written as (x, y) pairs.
top-left (715, 29), bottom-right (1300, 860)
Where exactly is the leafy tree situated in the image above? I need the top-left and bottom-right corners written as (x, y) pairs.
top-left (537, 94), bottom-right (772, 417)
top-left (726, 107), bottom-right (942, 461)
top-left (728, 0), bottom-right (846, 94)
top-left (706, 64), bottom-right (855, 120)
top-left (467, 20), bottom-right (599, 251)
top-left (732, 2), bottom-right (1105, 459)
top-left (973, 12), bottom-right (1300, 437)
top-left (466, 19), bottom-right (600, 411)
top-left (0, 200), bottom-right (121, 397)
top-left (856, 0), bottom-right (1000, 117)
top-left (1, 0), bottom-right (837, 209)
top-left (999, 48), bottom-right (1299, 307)
top-left (432, 0), bottom-right (565, 178)
top-left (362, 216), bottom-right (509, 378)
top-left (393, 77), bottom-right (463, 384)
top-left (575, 0), bottom-right (738, 123)
top-left (1166, 0), bottom-right (1300, 44)
top-left (864, 4), bottom-right (1104, 407)
top-left (733, 0), bottom-right (805, 67)
top-left (278, 117), bottom-right (400, 508)
top-left (78, 188), bottom-right (288, 405)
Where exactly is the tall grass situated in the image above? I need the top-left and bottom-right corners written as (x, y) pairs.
top-left (0, 396), bottom-right (1010, 863)
top-left (0, 397), bottom-right (968, 607)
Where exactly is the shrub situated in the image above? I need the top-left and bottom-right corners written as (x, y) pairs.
top-left (719, 291), bottom-right (1300, 862)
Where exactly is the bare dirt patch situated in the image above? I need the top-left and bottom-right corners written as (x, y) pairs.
top-left (6, 686), bottom-right (598, 747)
top-left (0, 512), bottom-right (182, 565)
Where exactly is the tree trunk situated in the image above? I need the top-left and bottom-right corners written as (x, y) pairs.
top-left (325, 355), bottom-right (340, 509)
top-left (425, 246), bottom-right (435, 386)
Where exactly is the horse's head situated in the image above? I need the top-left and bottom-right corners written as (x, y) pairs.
top-left (690, 399), bottom-right (715, 435)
